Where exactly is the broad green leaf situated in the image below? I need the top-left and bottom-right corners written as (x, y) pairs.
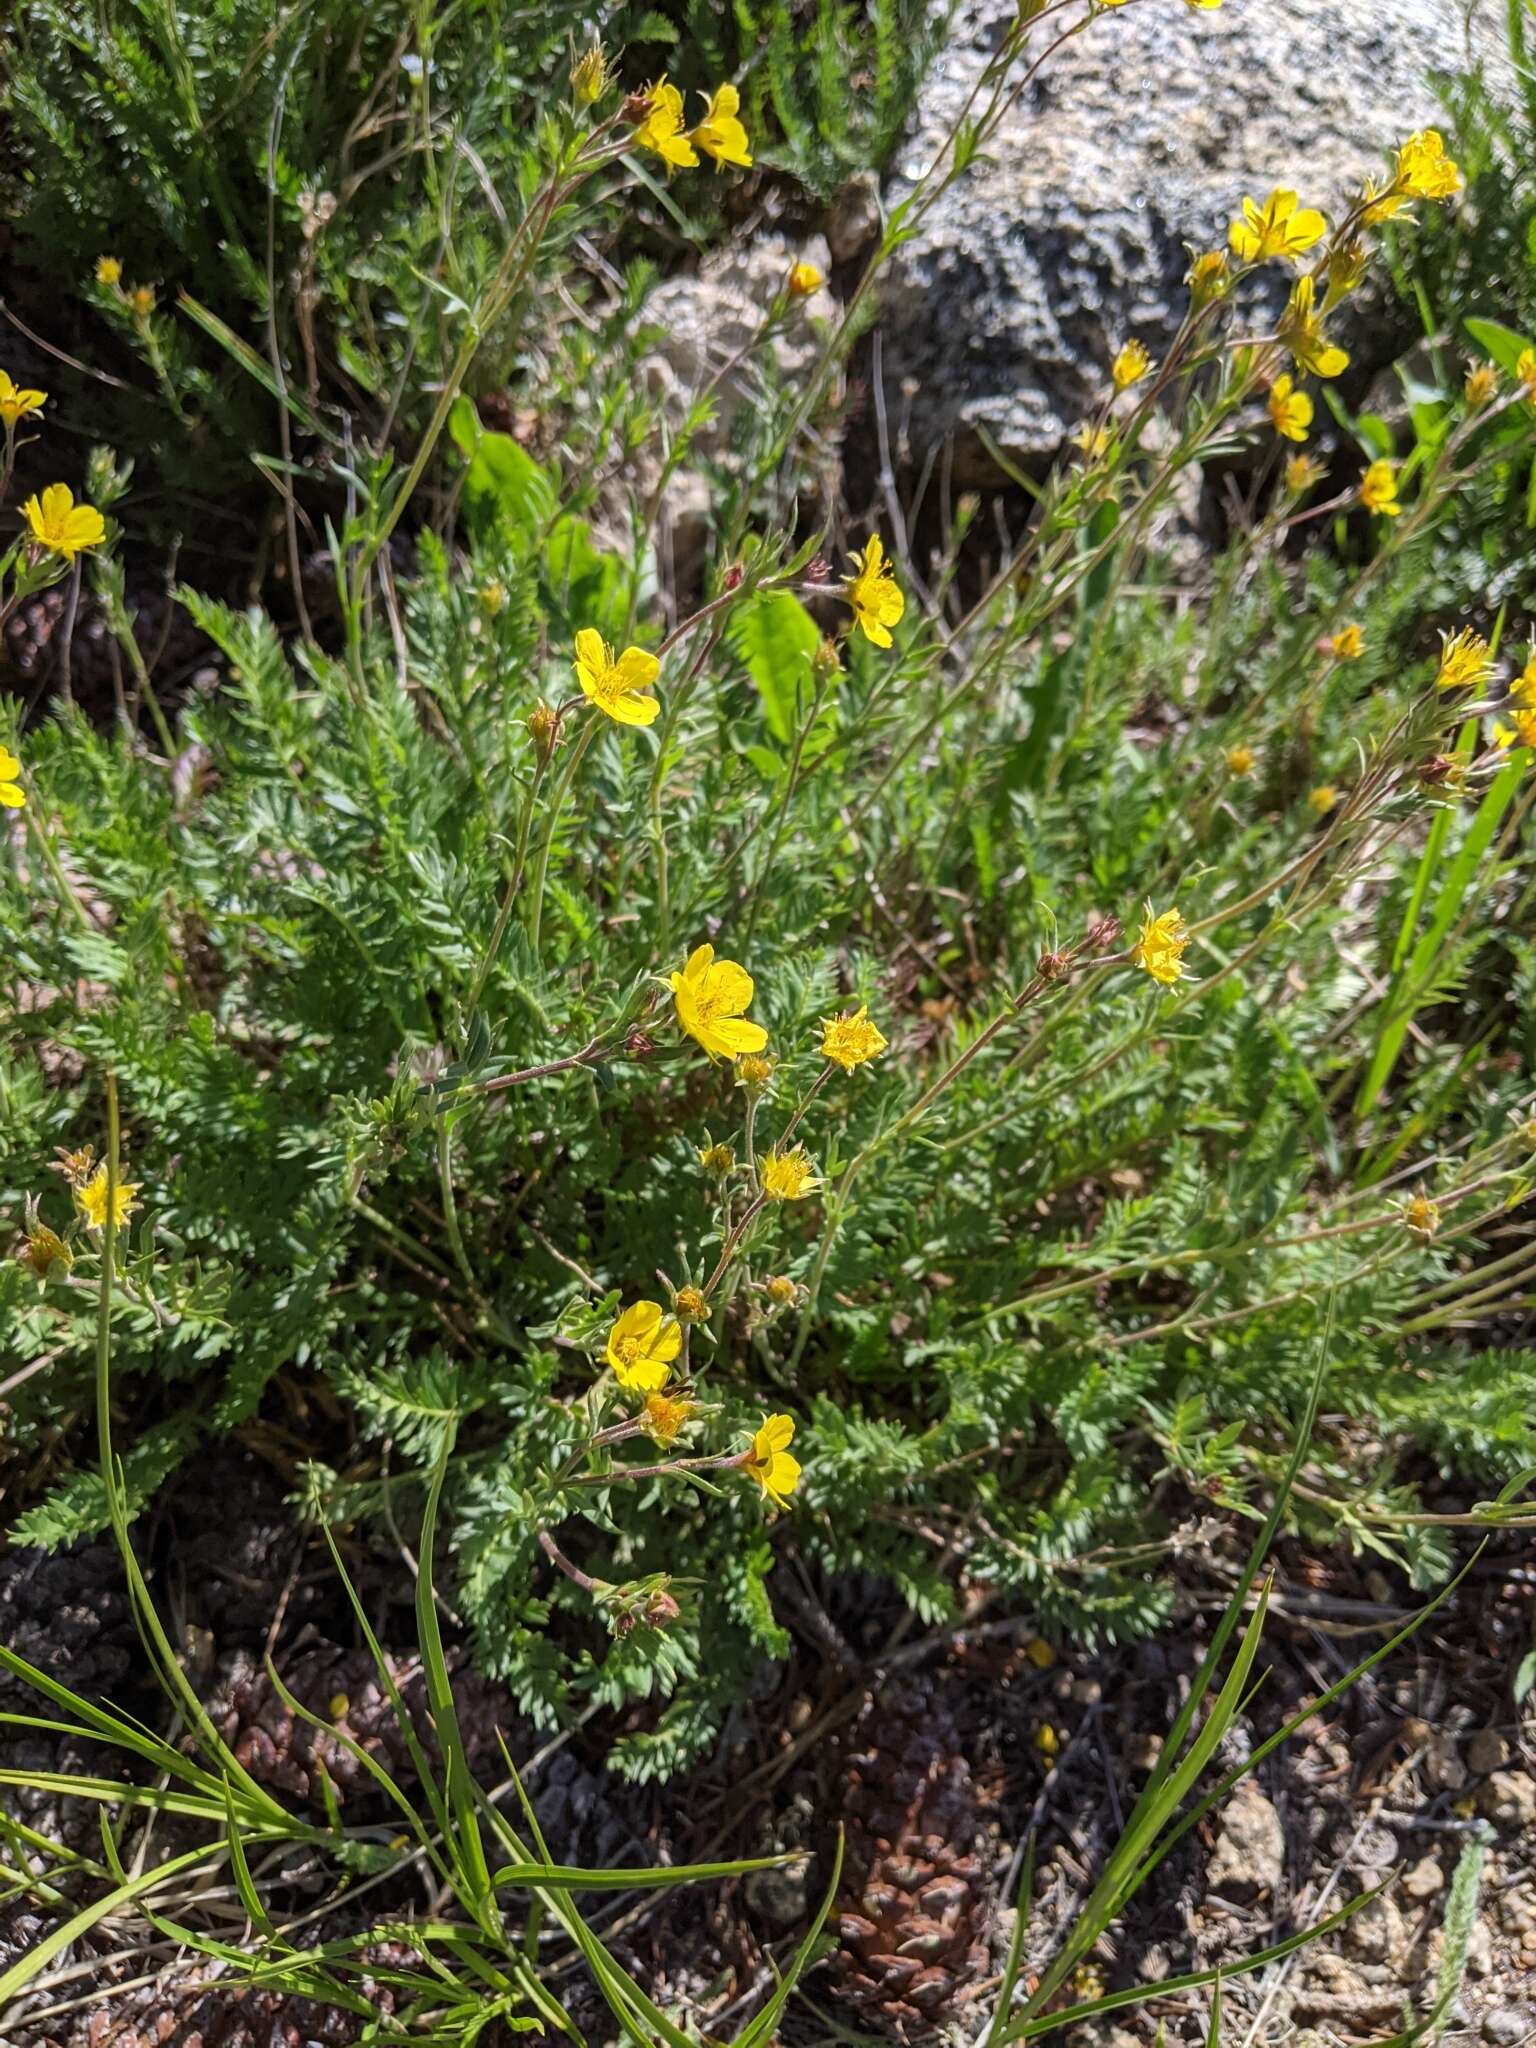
top-left (727, 591), bottom-right (822, 743)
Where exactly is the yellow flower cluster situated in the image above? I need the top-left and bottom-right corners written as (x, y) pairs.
top-left (0, 748), bottom-right (24, 811)
top-left (634, 79), bottom-right (752, 173)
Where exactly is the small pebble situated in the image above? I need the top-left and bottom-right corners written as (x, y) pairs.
top-left (1467, 1728), bottom-right (1510, 1775)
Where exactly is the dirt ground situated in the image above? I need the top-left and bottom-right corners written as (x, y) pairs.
top-left (1, 1446), bottom-right (1532, 2048)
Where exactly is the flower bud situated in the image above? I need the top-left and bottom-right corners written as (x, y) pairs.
top-left (571, 43), bottom-right (610, 105)
top-left (673, 1284), bottom-right (708, 1323)
top-left (643, 1587), bottom-right (682, 1630)
top-left (527, 700), bottom-right (560, 762)
top-left (1464, 362), bottom-right (1499, 408)
top-left (765, 1274), bottom-right (797, 1307)
top-left (812, 636), bottom-right (844, 683)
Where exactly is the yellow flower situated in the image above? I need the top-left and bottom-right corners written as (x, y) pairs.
top-left (1023, 1635), bottom-right (1056, 1669)
top-left (819, 1004), bottom-right (888, 1072)
top-left (692, 83), bottom-right (752, 170)
top-left (1111, 339), bottom-right (1152, 390)
top-left (735, 1052), bottom-right (775, 1089)
top-left (570, 44), bottom-right (610, 105)
top-left (673, 1284), bottom-right (709, 1324)
top-left (643, 1390), bottom-right (697, 1446)
top-left (743, 1412), bottom-right (800, 1509)
top-left (605, 1300), bottom-right (682, 1391)
top-left (1071, 422), bottom-right (1111, 461)
top-left (1279, 276), bottom-right (1349, 379)
top-left (1186, 249), bottom-right (1229, 304)
top-left (23, 1223), bottom-right (73, 1278)
top-left (1132, 905), bottom-right (1189, 987)
top-left (1266, 372), bottom-right (1312, 443)
top-left (0, 747), bottom-right (24, 810)
top-left (1403, 1193), bottom-right (1439, 1240)
top-left (634, 79), bottom-right (698, 169)
top-left (1494, 708), bottom-right (1536, 754)
top-left (1512, 648), bottom-right (1536, 709)
top-left (76, 1163), bottom-right (141, 1231)
top-left (1395, 129), bottom-right (1461, 201)
top-left (1284, 452), bottom-right (1325, 495)
top-left (95, 256), bottom-right (123, 287)
top-left (573, 628), bottom-right (661, 726)
top-left (1308, 784), bottom-right (1338, 815)
top-left (1225, 742), bottom-right (1256, 777)
top-left (479, 578), bottom-right (507, 615)
top-left (1228, 189), bottom-right (1327, 264)
top-left (787, 261), bottom-right (823, 297)
top-left (1518, 349), bottom-right (1536, 399)
top-left (760, 1146), bottom-right (820, 1201)
top-left (697, 1141), bottom-right (735, 1174)
top-left (1436, 627), bottom-right (1495, 692)
top-left (844, 534), bottom-right (905, 648)
top-left (1324, 624), bottom-right (1364, 661)
top-left (670, 943), bottom-right (769, 1060)
top-left (1359, 459), bottom-right (1400, 517)
top-left (1464, 362), bottom-right (1499, 407)
top-left (0, 371), bottom-right (47, 431)
top-left (1034, 1722), bottom-right (1060, 1759)
top-left (129, 285), bottom-right (156, 318)
top-left (23, 484), bottom-right (107, 561)
top-left (764, 1274), bottom-right (798, 1307)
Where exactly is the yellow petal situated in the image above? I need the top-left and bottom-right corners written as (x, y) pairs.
top-left (705, 959), bottom-right (754, 1012)
top-left (0, 783), bottom-right (24, 809)
top-left (0, 749), bottom-right (19, 780)
top-left (601, 689), bottom-right (659, 726)
top-left (651, 1319), bottom-right (683, 1365)
top-left (683, 943), bottom-right (714, 982)
top-left (613, 646), bottom-right (660, 690)
top-left (704, 1014), bottom-right (768, 1056)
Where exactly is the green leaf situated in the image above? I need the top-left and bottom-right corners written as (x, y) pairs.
top-left (1465, 316), bottom-right (1535, 375)
top-left (727, 591), bottom-right (823, 744)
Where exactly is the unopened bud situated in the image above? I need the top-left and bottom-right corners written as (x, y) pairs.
top-left (722, 562), bottom-right (744, 592)
top-left (570, 43), bottom-right (610, 105)
top-left (1086, 915), bottom-right (1122, 952)
top-left (765, 1274), bottom-right (797, 1307)
top-left (804, 556), bottom-right (831, 584)
top-left (674, 1284), bottom-right (708, 1323)
top-left (527, 700), bottom-right (560, 760)
top-left (812, 636), bottom-right (844, 682)
top-left (621, 91), bottom-right (652, 126)
top-left (1465, 362), bottom-right (1499, 408)
top-left (1037, 950), bottom-right (1069, 981)
top-left (643, 1588), bottom-right (682, 1631)
top-left (625, 1030), bottom-right (655, 1060)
